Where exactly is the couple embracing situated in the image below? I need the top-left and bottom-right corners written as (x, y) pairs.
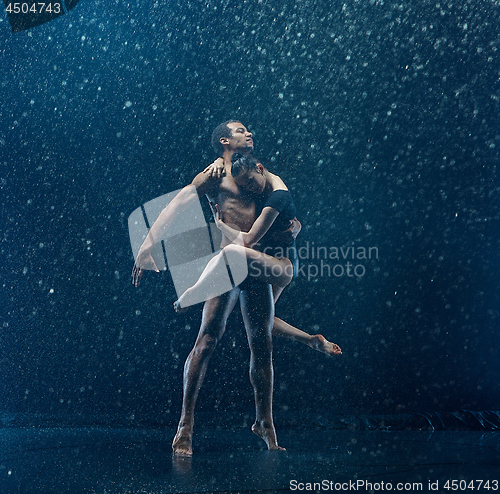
top-left (133, 120), bottom-right (341, 456)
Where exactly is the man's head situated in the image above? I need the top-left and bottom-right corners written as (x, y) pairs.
top-left (211, 121), bottom-right (254, 157)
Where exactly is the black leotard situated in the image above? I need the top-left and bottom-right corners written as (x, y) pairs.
top-left (257, 189), bottom-right (299, 279)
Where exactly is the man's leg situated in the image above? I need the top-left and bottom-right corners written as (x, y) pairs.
top-left (173, 288), bottom-right (240, 455)
top-left (239, 282), bottom-right (285, 451)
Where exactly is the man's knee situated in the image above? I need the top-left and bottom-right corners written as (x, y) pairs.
top-left (192, 333), bottom-right (219, 358)
top-left (248, 334), bottom-right (273, 355)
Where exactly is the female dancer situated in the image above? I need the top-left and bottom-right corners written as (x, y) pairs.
top-left (174, 153), bottom-right (341, 356)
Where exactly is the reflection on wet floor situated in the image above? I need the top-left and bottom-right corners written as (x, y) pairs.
top-left (2, 427), bottom-right (499, 493)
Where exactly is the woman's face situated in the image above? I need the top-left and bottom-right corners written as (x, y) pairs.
top-left (234, 167), bottom-right (266, 194)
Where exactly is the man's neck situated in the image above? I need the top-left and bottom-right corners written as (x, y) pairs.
top-left (222, 147), bottom-right (252, 170)
top-left (222, 149), bottom-right (235, 172)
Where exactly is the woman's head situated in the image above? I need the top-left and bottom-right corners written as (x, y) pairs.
top-left (231, 153), bottom-right (267, 194)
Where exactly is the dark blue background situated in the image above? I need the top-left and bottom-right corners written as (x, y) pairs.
top-left (1, 0), bottom-right (499, 426)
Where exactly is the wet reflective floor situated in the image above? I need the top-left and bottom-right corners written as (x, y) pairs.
top-left (2, 427), bottom-right (499, 493)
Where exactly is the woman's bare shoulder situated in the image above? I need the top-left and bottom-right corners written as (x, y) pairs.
top-left (269, 172), bottom-right (289, 191)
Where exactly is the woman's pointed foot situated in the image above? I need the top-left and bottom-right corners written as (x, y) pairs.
top-left (173, 299), bottom-right (189, 314)
top-left (310, 334), bottom-right (342, 355)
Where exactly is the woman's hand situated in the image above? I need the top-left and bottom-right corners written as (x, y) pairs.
top-left (209, 202), bottom-right (245, 246)
top-left (269, 217), bottom-right (302, 244)
top-left (131, 248), bottom-right (159, 287)
top-left (209, 202), bottom-right (224, 229)
top-left (203, 158), bottom-right (225, 179)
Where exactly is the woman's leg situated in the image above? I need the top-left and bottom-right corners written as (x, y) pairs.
top-left (174, 244), bottom-right (293, 310)
top-left (272, 317), bottom-right (342, 355)
top-left (270, 286), bottom-right (342, 356)
top-left (174, 247), bottom-right (241, 310)
top-left (174, 246), bottom-right (342, 355)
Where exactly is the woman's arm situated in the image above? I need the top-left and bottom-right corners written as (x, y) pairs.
top-left (212, 203), bottom-right (280, 248)
top-left (132, 169), bottom-right (220, 286)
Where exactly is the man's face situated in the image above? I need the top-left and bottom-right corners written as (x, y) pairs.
top-left (224, 122), bottom-right (254, 153)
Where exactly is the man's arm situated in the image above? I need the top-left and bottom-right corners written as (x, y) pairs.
top-left (212, 203), bottom-right (280, 248)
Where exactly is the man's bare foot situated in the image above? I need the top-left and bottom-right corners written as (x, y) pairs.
top-left (310, 334), bottom-right (342, 355)
top-left (252, 422), bottom-right (286, 451)
top-left (172, 426), bottom-right (193, 456)
top-left (173, 300), bottom-right (189, 314)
